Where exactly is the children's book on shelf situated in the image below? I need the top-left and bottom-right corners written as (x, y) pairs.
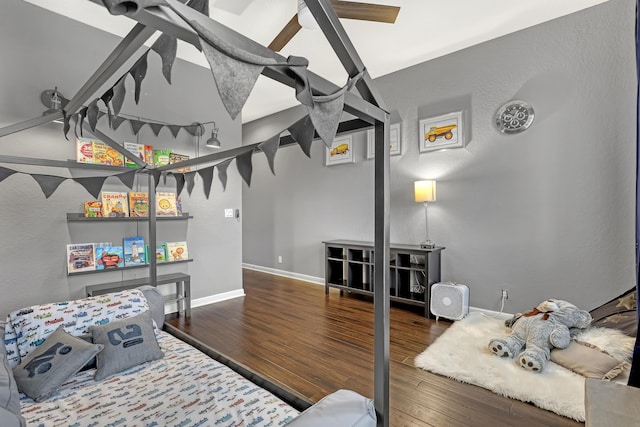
top-left (123, 142), bottom-right (146, 168)
top-left (146, 243), bottom-right (168, 263)
top-left (92, 141), bottom-right (124, 167)
top-left (128, 192), bottom-right (149, 217)
top-left (101, 191), bottom-right (129, 217)
top-left (123, 236), bottom-right (146, 267)
top-left (76, 138), bottom-right (94, 163)
top-left (144, 145), bottom-right (154, 167)
top-left (156, 192), bottom-right (178, 216)
top-left (153, 149), bottom-right (173, 167)
top-left (95, 246), bottom-right (124, 269)
top-left (166, 241), bottom-right (188, 262)
top-left (169, 152), bottom-right (191, 172)
top-left (83, 201), bottom-right (102, 217)
top-left (66, 243), bottom-right (96, 274)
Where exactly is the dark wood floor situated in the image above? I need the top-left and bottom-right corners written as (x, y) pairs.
top-left (166, 269), bottom-right (582, 427)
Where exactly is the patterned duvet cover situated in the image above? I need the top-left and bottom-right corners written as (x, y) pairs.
top-left (19, 331), bottom-right (299, 427)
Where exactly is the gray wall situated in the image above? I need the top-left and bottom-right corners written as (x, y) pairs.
top-left (0, 0), bottom-right (243, 317)
top-left (242, 0), bottom-right (637, 313)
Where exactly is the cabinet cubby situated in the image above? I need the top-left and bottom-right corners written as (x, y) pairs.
top-left (323, 240), bottom-right (444, 317)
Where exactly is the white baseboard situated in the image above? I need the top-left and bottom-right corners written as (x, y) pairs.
top-left (242, 263), bottom-right (324, 285)
top-left (192, 289), bottom-right (246, 308)
top-left (242, 264), bottom-right (513, 319)
top-left (469, 306), bottom-right (513, 319)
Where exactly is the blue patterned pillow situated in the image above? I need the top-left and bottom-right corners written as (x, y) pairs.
top-left (90, 311), bottom-right (163, 381)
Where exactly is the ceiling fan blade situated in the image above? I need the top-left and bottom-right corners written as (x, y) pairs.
top-left (331, 0), bottom-right (400, 23)
top-left (268, 14), bottom-right (302, 52)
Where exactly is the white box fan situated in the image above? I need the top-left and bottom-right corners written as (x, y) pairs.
top-left (430, 282), bottom-right (469, 320)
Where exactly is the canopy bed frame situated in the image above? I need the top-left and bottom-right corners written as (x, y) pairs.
top-left (0, 0), bottom-right (394, 426)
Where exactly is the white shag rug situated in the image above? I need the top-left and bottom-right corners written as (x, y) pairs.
top-left (414, 312), bottom-right (632, 422)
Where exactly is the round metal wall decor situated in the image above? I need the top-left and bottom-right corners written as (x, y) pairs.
top-left (495, 100), bottom-right (535, 134)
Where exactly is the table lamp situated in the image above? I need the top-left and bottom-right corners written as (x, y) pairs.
top-left (414, 180), bottom-right (436, 249)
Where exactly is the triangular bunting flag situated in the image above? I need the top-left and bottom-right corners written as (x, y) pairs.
top-left (112, 116), bottom-right (127, 130)
top-left (116, 169), bottom-right (137, 189)
top-left (63, 113), bottom-right (71, 141)
top-left (168, 125), bottom-right (182, 138)
top-left (130, 120), bottom-right (146, 135)
top-left (149, 122), bottom-right (164, 136)
top-left (184, 171), bottom-right (196, 196)
top-left (147, 169), bottom-right (162, 189)
top-left (288, 115), bottom-right (315, 158)
top-left (0, 166), bottom-right (17, 182)
top-left (31, 174), bottom-right (66, 199)
top-left (151, 33), bottom-right (177, 84)
top-left (174, 173), bottom-right (185, 196)
top-left (195, 30), bottom-right (269, 119)
top-left (162, 173), bottom-right (168, 186)
top-left (87, 99), bottom-right (100, 131)
top-left (258, 134), bottom-right (280, 175)
top-left (216, 158), bottom-right (232, 191)
top-left (235, 148), bottom-right (254, 187)
top-left (184, 125), bottom-right (200, 136)
top-left (288, 56), bottom-right (313, 107)
top-left (73, 176), bottom-right (108, 199)
top-left (197, 165), bottom-right (214, 199)
top-left (112, 76), bottom-right (126, 117)
top-left (187, 0), bottom-right (209, 15)
top-left (307, 86), bottom-right (347, 147)
top-left (101, 88), bottom-right (114, 126)
top-left (77, 107), bottom-right (88, 137)
top-left (130, 52), bottom-right (149, 104)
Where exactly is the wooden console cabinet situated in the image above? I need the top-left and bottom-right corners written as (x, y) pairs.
top-left (323, 240), bottom-right (444, 317)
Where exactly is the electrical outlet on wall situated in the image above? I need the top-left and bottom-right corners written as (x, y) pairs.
top-left (224, 208), bottom-right (234, 218)
top-left (278, 256), bottom-right (283, 264)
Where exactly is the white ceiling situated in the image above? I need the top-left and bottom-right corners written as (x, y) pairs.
top-left (26, 0), bottom-right (608, 123)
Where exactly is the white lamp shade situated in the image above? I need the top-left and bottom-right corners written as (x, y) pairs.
top-left (415, 180), bottom-right (436, 203)
top-left (298, 0), bottom-right (319, 29)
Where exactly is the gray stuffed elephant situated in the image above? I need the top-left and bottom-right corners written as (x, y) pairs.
top-left (488, 299), bottom-right (592, 372)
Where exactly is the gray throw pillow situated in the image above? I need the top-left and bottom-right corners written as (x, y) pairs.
top-left (13, 327), bottom-right (103, 402)
top-left (0, 322), bottom-right (22, 421)
top-left (90, 311), bottom-right (163, 381)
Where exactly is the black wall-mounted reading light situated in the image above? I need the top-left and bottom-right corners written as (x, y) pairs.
top-left (205, 122), bottom-right (221, 148)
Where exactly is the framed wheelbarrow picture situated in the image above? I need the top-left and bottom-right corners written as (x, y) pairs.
top-left (419, 111), bottom-right (465, 153)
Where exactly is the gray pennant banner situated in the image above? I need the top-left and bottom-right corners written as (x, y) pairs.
top-left (116, 169), bottom-right (137, 189)
top-left (235, 148), bottom-right (254, 187)
top-left (87, 99), bottom-right (99, 131)
top-left (197, 165), bottom-right (214, 199)
top-left (307, 86), bottom-right (347, 147)
top-left (148, 169), bottom-right (162, 189)
top-left (216, 159), bottom-right (232, 191)
top-left (185, 171), bottom-right (196, 196)
top-left (77, 107), bottom-right (88, 137)
top-left (112, 116), bottom-right (127, 130)
top-left (258, 134), bottom-right (280, 176)
top-left (63, 114), bottom-right (71, 141)
top-left (168, 125), bottom-right (182, 138)
top-left (149, 123), bottom-right (164, 136)
top-left (0, 166), bottom-right (17, 182)
top-left (151, 33), bottom-right (177, 84)
top-left (130, 120), bottom-right (146, 135)
top-left (101, 88), bottom-right (114, 126)
top-left (112, 76), bottom-right (126, 117)
top-left (73, 176), bottom-right (108, 199)
top-left (174, 173), bottom-right (185, 196)
top-left (130, 52), bottom-right (149, 104)
top-left (288, 115), bottom-right (315, 158)
top-left (31, 174), bottom-right (66, 199)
